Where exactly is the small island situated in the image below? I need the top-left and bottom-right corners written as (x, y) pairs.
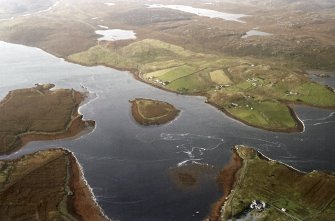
top-left (209, 146), bottom-right (335, 221)
top-left (0, 84), bottom-right (95, 154)
top-left (130, 98), bottom-right (180, 125)
top-left (0, 148), bottom-right (108, 221)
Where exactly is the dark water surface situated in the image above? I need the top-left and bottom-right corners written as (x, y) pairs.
top-left (0, 41), bottom-right (334, 221)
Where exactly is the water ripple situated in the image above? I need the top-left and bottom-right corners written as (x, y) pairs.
top-left (160, 133), bottom-right (225, 165)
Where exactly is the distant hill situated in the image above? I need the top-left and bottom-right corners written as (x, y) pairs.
top-left (221, 0), bottom-right (335, 10)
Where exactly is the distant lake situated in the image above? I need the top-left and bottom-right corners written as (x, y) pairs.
top-left (0, 41), bottom-right (334, 221)
top-left (95, 29), bottom-right (136, 41)
top-left (242, 30), bottom-right (272, 38)
top-left (146, 4), bottom-right (247, 23)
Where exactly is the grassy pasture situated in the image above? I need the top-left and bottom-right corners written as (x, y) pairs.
top-left (209, 70), bottom-right (232, 85)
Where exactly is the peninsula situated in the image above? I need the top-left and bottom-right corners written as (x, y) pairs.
top-left (0, 148), bottom-right (108, 221)
top-left (0, 84), bottom-right (95, 154)
top-left (210, 146), bottom-right (335, 221)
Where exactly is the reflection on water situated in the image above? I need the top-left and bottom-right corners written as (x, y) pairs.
top-left (0, 41), bottom-right (334, 220)
top-left (146, 4), bottom-right (247, 23)
top-left (303, 111), bottom-right (335, 126)
top-left (160, 133), bottom-right (224, 166)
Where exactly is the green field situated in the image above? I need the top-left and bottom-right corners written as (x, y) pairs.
top-left (145, 67), bottom-right (179, 79)
top-left (224, 100), bottom-right (297, 131)
top-left (166, 73), bottom-right (211, 93)
top-left (209, 70), bottom-right (232, 85)
top-left (156, 65), bottom-right (196, 82)
top-left (69, 38), bottom-right (335, 132)
top-left (278, 83), bottom-right (335, 106)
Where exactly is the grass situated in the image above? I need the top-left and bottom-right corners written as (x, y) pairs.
top-left (69, 38), bottom-right (335, 132)
top-left (145, 67), bottom-right (180, 79)
top-left (69, 45), bottom-right (137, 69)
top-left (141, 60), bottom-right (185, 73)
top-left (278, 82), bottom-right (335, 106)
top-left (121, 39), bottom-right (196, 59)
top-left (220, 146), bottom-right (335, 220)
top-left (156, 65), bottom-right (196, 82)
top-left (209, 70), bottom-right (232, 85)
top-left (69, 39), bottom-right (207, 69)
top-left (166, 73), bottom-right (212, 93)
top-left (225, 100), bottom-right (297, 130)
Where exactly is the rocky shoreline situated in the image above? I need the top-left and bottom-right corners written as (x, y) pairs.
top-left (0, 148), bottom-right (109, 221)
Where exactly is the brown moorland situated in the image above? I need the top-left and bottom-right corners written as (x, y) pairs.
top-left (0, 0), bottom-right (334, 70)
top-left (0, 84), bottom-right (95, 155)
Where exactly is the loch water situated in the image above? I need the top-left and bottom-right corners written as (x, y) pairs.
top-left (0, 41), bottom-right (334, 221)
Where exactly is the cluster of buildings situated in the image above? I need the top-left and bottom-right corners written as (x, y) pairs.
top-left (250, 199), bottom-right (287, 214)
top-left (146, 77), bottom-right (169, 86)
top-left (250, 200), bottom-right (266, 211)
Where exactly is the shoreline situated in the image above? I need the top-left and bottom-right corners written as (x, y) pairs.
top-left (67, 149), bottom-right (110, 221)
top-left (207, 149), bottom-right (243, 221)
top-left (16, 116), bottom-right (95, 153)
